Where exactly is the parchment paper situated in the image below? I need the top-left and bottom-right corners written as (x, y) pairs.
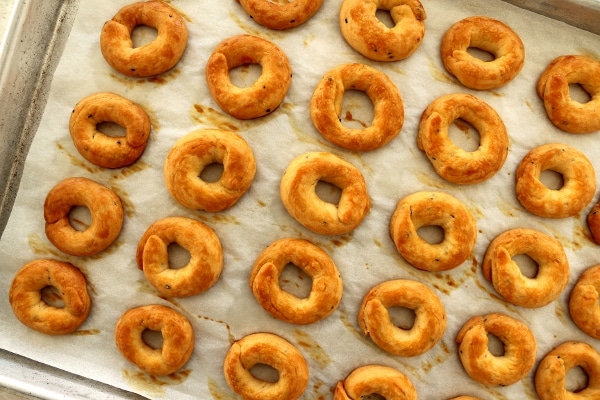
top-left (1, 0), bottom-right (600, 398)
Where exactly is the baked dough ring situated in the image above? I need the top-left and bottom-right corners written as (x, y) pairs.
top-left (249, 238), bottom-right (342, 325)
top-left (164, 129), bottom-right (256, 212)
top-left (9, 259), bottom-right (91, 335)
top-left (136, 217), bottom-right (223, 297)
top-left (586, 202), bottom-right (600, 245)
top-left (333, 365), bottom-right (417, 400)
top-left (310, 63), bottom-right (404, 151)
top-left (238, 0), bottom-right (323, 30)
top-left (535, 341), bottom-right (600, 400)
top-left (223, 332), bottom-right (309, 400)
top-left (339, 0), bottom-right (426, 62)
top-left (536, 55), bottom-right (600, 134)
top-left (44, 177), bottom-right (124, 257)
top-left (100, 0), bottom-right (188, 77)
top-left (482, 228), bottom-right (570, 308)
top-left (569, 265), bottom-right (600, 339)
top-left (515, 143), bottom-right (596, 218)
top-left (115, 304), bottom-right (194, 376)
top-left (205, 34), bottom-right (292, 119)
top-left (280, 152), bottom-right (370, 235)
top-left (456, 313), bottom-right (536, 386)
top-left (389, 191), bottom-right (477, 272)
top-left (417, 93), bottom-right (508, 184)
top-left (441, 16), bottom-right (525, 90)
top-left (358, 279), bottom-right (446, 357)
top-left (69, 92), bottom-right (151, 169)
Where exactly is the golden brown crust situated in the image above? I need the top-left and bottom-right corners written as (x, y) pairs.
top-left (482, 228), bottom-right (570, 308)
top-left (100, 1), bottom-right (188, 77)
top-left (164, 129), bottom-right (256, 212)
top-left (515, 143), bottom-right (596, 218)
top-left (586, 202), bottom-right (600, 244)
top-left (310, 63), bottom-right (404, 152)
top-left (136, 217), bottom-right (223, 297)
top-left (223, 332), bottom-right (309, 400)
top-left (280, 152), bottom-right (370, 235)
top-left (569, 265), bottom-right (600, 339)
top-left (441, 16), bottom-right (524, 90)
top-left (44, 177), bottom-right (124, 257)
top-left (535, 341), bottom-right (600, 400)
top-left (238, 0), bottom-right (323, 30)
top-left (417, 93), bottom-right (508, 184)
top-left (9, 259), bottom-right (91, 335)
top-left (536, 55), bottom-right (600, 134)
top-left (69, 92), bottom-right (151, 168)
top-left (333, 365), bottom-right (417, 400)
top-left (205, 34), bottom-right (292, 119)
top-left (358, 279), bottom-right (446, 357)
top-left (456, 313), bottom-right (536, 386)
top-left (249, 238), bottom-right (343, 325)
top-left (339, 0), bottom-right (426, 62)
top-left (389, 191), bottom-right (477, 272)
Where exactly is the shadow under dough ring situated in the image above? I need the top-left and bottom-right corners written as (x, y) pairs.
top-left (441, 16), bottom-right (525, 90)
top-left (100, 0), bottom-right (188, 77)
top-left (223, 332), bottom-right (309, 400)
top-left (44, 177), bottom-right (124, 257)
top-left (333, 365), bottom-right (417, 400)
top-left (569, 265), bottom-right (600, 339)
top-left (205, 34), bottom-right (292, 119)
top-left (9, 259), bottom-right (91, 335)
top-left (69, 92), bottom-right (151, 169)
top-left (136, 217), bottom-right (223, 298)
top-left (358, 279), bottom-right (446, 357)
top-left (310, 63), bottom-right (404, 152)
top-left (339, 0), bottom-right (426, 62)
top-left (238, 0), bottom-right (323, 30)
top-left (516, 143), bottom-right (596, 218)
top-left (417, 93), bottom-right (508, 184)
top-left (482, 228), bottom-right (569, 308)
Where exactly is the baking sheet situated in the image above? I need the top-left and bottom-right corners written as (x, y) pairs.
top-left (1, 0), bottom-right (600, 399)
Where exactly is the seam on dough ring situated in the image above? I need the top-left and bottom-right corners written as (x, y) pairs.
top-left (389, 191), bottom-right (477, 272)
top-left (310, 63), bottom-right (404, 152)
top-left (69, 92), bottom-right (151, 169)
top-left (569, 265), bottom-right (600, 339)
top-left (333, 365), bottom-right (418, 400)
top-left (339, 0), bottom-right (426, 62)
top-left (515, 143), bottom-right (596, 218)
top-left (136, 217), bottom-right (223, 298)
top-left (205, 34), bottom-right (292, 119)
top-left (100, 1), bottom-right (188, 77)
top-left (417, 93), bottom-right (508, 184)
top-left (238, 0), bottom-right (323, 30)
top-left (358, 279), bottom-right (446, 357)
top-left (482, 228), bottom-right (569, 308)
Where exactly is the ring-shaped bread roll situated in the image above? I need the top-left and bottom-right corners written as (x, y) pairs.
top-left (482, 228), bottom-right (570, 308)
top-left (164, 129), bottom-right (256, 212)
top-left (569, 265), bottom-right (600, 339)
top-left (238, 0), bottom-right (323, 30)
top-left (114, 304), bottom-right (194, 376)
top-left (205, 34), bottom-right (292, 119)
top-left (456, 313), bottom-right (537, 386)
top-left (280, 152), bottom-right (370, 235)
top-left (389, 191), bottom-right (477, 272)
top-left (223, 332), bottom-right (309, 400)
top-left (587, 202), bottom-right (600, 245)
top-left (417, 93), bottom-right (508, 184)
top-left (69, 92), bottom-right (151, 168)
top-left (249, 238), bottom-right (343, 325)
top-left (339, 0), bottom-right (426, 62)
top-left (536, 55), bottom-right (600, 134)
top-left (441, 16), bottom-right (525, 90)
top-left (535, 341), bottom-right (600, 400)
top-left (100, 1), bottom-right (188, 77)
top-left (333, 365), bottom-right (417, 400)
top-left (310, 63), bottom-right (404, 152)
top-left (9, 259), bottom-right (91, 335)
top-left (515, 143), bottom-right (596, 218)
top-left (135, 217), bottom-right (223, 297)
top-left (44, 177), bottom-right (124, 257)
top-left (358, 279), bottom-right (446, 357)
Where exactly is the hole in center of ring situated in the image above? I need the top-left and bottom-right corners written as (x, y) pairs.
top-left (69, 206), bottom-right (91, 231)
top-left (467, 47), bottom-right (495, 62)
top-left (279, 263), bottom-right (312, 299)
top-left (487, 332), bottom-right (505, 356)
top-left (316, 180), bottom-right (342, 205)
top-left (168, 243), bottom-right (191, 270)
top-left (512, 253), bottom-right (539, 279)
top-left (565, 366), bottom-right (589, 393)
top-left (41, 286), bottom-right (65, 308)
top-left (199, 163), bottom-right (224, 183)
top-left (229, 63), bottom-right (263, 88)
top-left (362, 394), bottom-right (386, 400)
top-left (540, 169), bottom-right (564, 190)
top-left (568, 83), bottom-right (592, 104)
top-left (142, 329), bottom-right (164, 350)
top-left (249, 363), bottom-right (280, 383)
top-left (97, 121), bottom-right (126, 138)
top-left (375, 9), bottom-right (395, 28)
top-left (131, 25), bottom-right (158, 48)
top-left (388, 306), bottom-right (416, 330)
top-left (449, 118), bottom-right (481, 152)
top-left (417, 225), bottom-right (445, 244)
top-left (341, 89), bottom-right (374, 130)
